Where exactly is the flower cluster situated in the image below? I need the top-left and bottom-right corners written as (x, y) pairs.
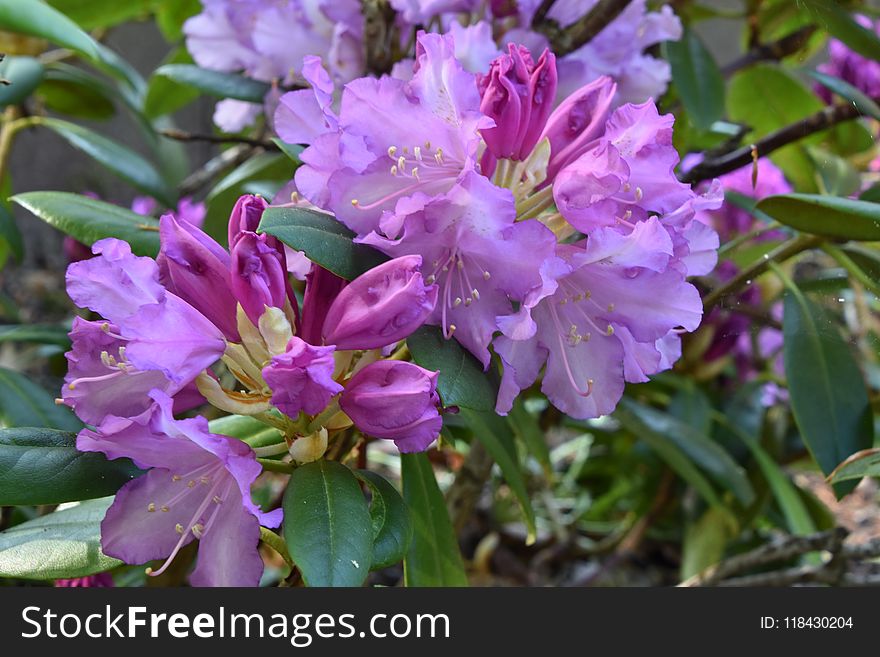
top-left (278, 32), bottom-right (720, 420)
top-left (63, 194), bottom-right (443, 585)
top-left (816, 14), bottom-right (880, 103)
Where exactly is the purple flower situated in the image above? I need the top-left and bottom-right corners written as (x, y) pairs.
top-left (157, 213), bottom-right (240, 341)
top-left (228, 193), bottom-right (269, 247)
top-left (340, 360), bottom-right (442, 452)
top-left (230, 232), bottom-right (291, 327)
top-left (55, 573), bottom-right (114, 587)
top-left (63, 239), bottom-right (225, 425)
top-left (360, 172), bottom-right (557, 366)
top-left (817, 15), bottom-right (880, 102)
top-left (78, 391), bottom-right (281, 587)
top-left (494, 219), bottom-right (702, 419)
top-left (322, 255), bottom-right (438, 350)
top-left (262, 337), bottom-right (343, 418)
top-left (390, 0), bottom-right (479, 24)
top-left (478, 45), bottom-right (557, 162)
top-left (300, 263), bottom-right (348, 345)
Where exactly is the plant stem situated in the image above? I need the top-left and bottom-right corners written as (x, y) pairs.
top-left (259, 527), bottom-right (294, 569)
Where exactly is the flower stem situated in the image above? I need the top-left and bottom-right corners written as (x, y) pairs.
top-left (257, 458), bottom-right (294, 474)
top-left (259, 527), bottom-right (293, 569)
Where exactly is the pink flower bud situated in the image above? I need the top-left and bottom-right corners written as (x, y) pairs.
top-left (262, 337), bottom-right (343, 418)
top-left (340, 360), bottom-right (442, 453)
top-left (322, 255), bottom-right (438, 351)
top-left (230, 231), bottom-right (289, 327)
top-left (479, 45), bottom-right (557, 161)
top-left (158, 213), bottom-right (240, 340)
top-left (228, 194), bottom-right (269, 248)
top-left (301, 264), bottom-right (348, 345)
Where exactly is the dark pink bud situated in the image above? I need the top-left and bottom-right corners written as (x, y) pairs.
top-left (157, 213), bottom-right (240, 341)
top-left (300, 264), bottom-right (348, 345)
top-left (340, 360), bottom-right (442, 453)
top-left (322, 255), bottom-right (438, 351)
top-left (228, 194), bottom-right (269, 249)
top-left (479, 45), bottom-right (557, 161)
top-left (541, 75), bottom-right (616, 182)
top-left (230, 232), bottom-right (289, 327)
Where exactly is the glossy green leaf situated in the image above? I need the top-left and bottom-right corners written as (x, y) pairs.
top-left (272, 138), bottom-right (303, 163)
top-left (828, 448), bottom-right (880, 484)
top-left (407, 325), bottom-right (497, 412)
top-left (782, 286), bottom-right (874, 490)
top-left (0, 0), bottom-right (100, 61)
top-left (0, 497), bottom-right (120, 579)
top-left (618, 399), bottom-right (755, 506)
top-left (0, 323), bottom-right (69, 348)
top-left (727, 64), bottom-right (823, 192)
top-left (663, 29), bottom-right (725, 129)
top-left (37, 64), bottom-right (116, 120)
top-left (0, 366), bottom-right (80, 431)
top-left (0, 427), bottom-right (141, 505)
top-left (259, 205), bottom-right (389, 281)
top-left (355, 470), bottom-right (413, 571)
top-left (0, 55), bottom-right (43, 107)
top-left (208, 414), bottom-right (283, 449)
top-left (153, 64), bottom-right (270, 103)
top-left (0, 203), bottom-right (22, 264)
top-left (808, 70), bottom-right (880, 122)
top-left (207, 151), bottom-right (285, 202)
top-left (47, 0), bottom-right (159, 30)
top-left (12, 191), bottom-right (160, 257)
top-left (401, 452), bottom-right (468, 586)
top-left (802, 0), bottom-right (880, 61)
top-left (756, 193), bottom-right (880, 241)
top-left (283, 460), bottom-right (373, 587)
top-left (144, 48), bottom-right (200, 119)
top-left (34, 118), bottom-right (174, 205)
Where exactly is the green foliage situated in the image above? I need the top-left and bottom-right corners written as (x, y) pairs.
top-left (757, 194), bottom-right (880, 241)
top-left (355, 470), bottom-right (414, 571)
top-left (664, 28), bottom-right (725, 130)
top-left (0, 366), bottom-right (80, 431)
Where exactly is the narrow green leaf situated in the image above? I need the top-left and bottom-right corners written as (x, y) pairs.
top-left (663, 29), bottom-right (725, 129)
top-left (207, 151), bottom-right (285, 201)
top-left (0, 366), bottom-right (80, 431)
top-left (401, 452), bottom-right (468, 586)
top-left (681, 507), bottom-right (735, 580)
top-left (271, 138), bottom-right (303, 163)
top-left (35, 118), bottom-right (174, 205)
top-left (0, 323), bottom-right (69, 348)
top-left (463, 409), bottom-right (536, 544)
top-left (781, 285), bottom-right (874, 490)
top-left (47, 0), bottom-right (160, 30)
top-left (407, 325), bottom-right (497, 412)
top-left (803, 0), bottom-right (880, 61)
top-left (37, 64), bottom-right (116, 119)
top-left (144, 48), bottom-right (201, 119)
top-left (0, 497), bottom-right (120, 580)
top-left (283, 460), bottom-right (373, 587)
top-left (12, 191), bottom-right (160, 257)
top-left (153, 64), bottom-right (270, 103)
top-left (828, 448), bottom-right (880, 484)
top-left (0, 55), bottom-right (43, 107)
top-left (0, 204), bottom-right (23, 264)
top-left (355, 470), bottom-right (413, 571)
top-left (208, 414), bottom-right (282, 449)
top-left (808, 70), bottom-right (880, 122)
top-left (507, 399), bottom-right (551, 474)
top-left (259, 205), bottom-right (389, 281)
top-left (756, 193), bottom-right (880, 241)
top-left (0, 0), bottom-right (101, 61)
top-left (0, 427), bottom-right (141, 505)
top-left (618, 399), bottom-right (755, 506)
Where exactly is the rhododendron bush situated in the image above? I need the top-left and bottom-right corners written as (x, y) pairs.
top-left (0, 0), bottom-right (879, 588)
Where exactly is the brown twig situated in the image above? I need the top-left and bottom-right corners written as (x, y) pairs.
top-left (682, 99), bottom-right (875, 184)
top-left (531, 0), bottom-right (558, 27)
top-left (702, 235), bottom-right (823, 313)
top-left (160, 128), bottom-right (275, 149)
top-left (539, 0), bottom-right (633, 57)
top-left (721, 25), bottom-right (817, 77)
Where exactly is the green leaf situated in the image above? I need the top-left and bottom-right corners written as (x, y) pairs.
top-left (0, 203), bottom-right (23, 264)
top-left (47, 0), bottom-right (160, 30)
top-left (782, 285), bottom-right (874, 491)
top-left (0, 323), bottom-right (70, 348)
top-left (407, 325), bottom-right (497, 412)
top-left (802, 0), bottom-right (880, 61)
top-left (12, 191), bottom-right (160, 257)
top-left (153, 64), bottom-right (270, 103)
top-left (462, 409), bottom-right (536, 544)
top-left (259, 205), bottom-right (389, 281)
top-left (34, 117), bottom-right (174, 205)
top-left (208, 414), bottom-right (282, 449)
top-left (663, 28), bottom-right (725, 130)
top-left (828, 448), bottom-right (880, 484)
top-left (0, 366), bottom-right (80, 431)
top-left (0, 55), bottom-right (43, 107)
top-left (207, 151), bottom-right (286, 202)
top-left (401, 452), bottom-right (468, 586)
top-left (756, 193), bottom-right (880, 241)
top-left (0, 497), bottom-right (120, 579)
top-left (355, 470), bottom-right (413, 571)
top-left (618, 399), bottom-right (755, 506)
top-left (144, 48), bottom-right (201, 119)
top-left (271, 138), bottom-right (303, 163)
top-left (37, 64), bottom-right (116, 120)
top-left (727, 64), bottom-right (824, 192)
top-left (155, 0), bottom-right (201, 42)
top-left (507, 399), bottom-right (552, 475)
top-left (283, 460), bottom-right (373, 587)
top-left (0, 0), bottom-right (101, 62)
top-left (808, 70), bottom-right (880, 122)
top-left (0, 427), bottom-right (141, 505)
top-left (681, 507), bottom-right (736, 580)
